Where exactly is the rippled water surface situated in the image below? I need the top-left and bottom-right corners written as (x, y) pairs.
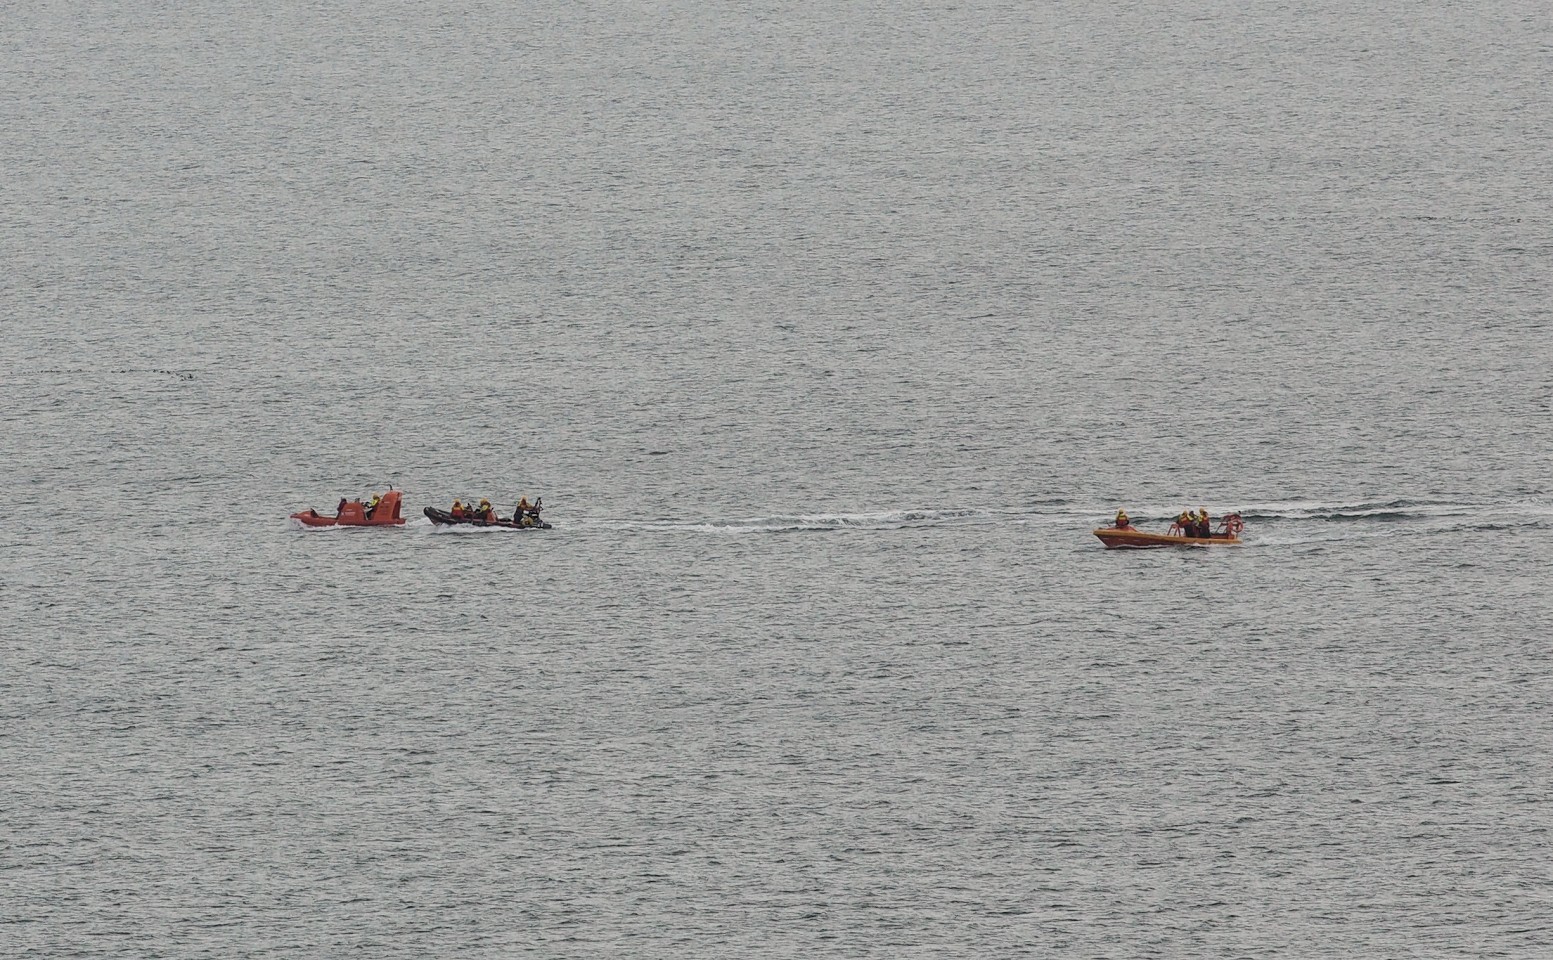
top-left (4, 1), bottom-right (1552, 956)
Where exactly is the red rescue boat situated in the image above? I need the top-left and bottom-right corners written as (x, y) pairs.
top-left (1093, 513), bottom-right (1244, 549)
top-left (291, 490), bottom-right (406, 527)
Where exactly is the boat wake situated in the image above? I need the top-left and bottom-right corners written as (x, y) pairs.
top-left (564, 508), bottom-right (989, 535)
top-left (1237, 498), bottom-right (1488, 522)
top-left (1208, 498), bottom-right (1551, 545)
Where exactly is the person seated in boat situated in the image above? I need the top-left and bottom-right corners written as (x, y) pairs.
top-left (477, 498), bottom-right (495, 522)
top-left (366, 493), bottom-right (382, 518)
top-left (1113, 509), bottom-right (1133, 531)
top-left (451, 499), bottom-right (466, 519)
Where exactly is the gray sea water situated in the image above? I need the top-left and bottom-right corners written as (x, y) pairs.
top-left (4, 1), bottom-right (1552, 956)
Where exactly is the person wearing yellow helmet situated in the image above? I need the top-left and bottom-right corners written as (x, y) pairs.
top-left (477, 498), bottom-right (494, 522)
top-left (1114, 509), bottom-right (1133, 530)
top-left (1196, 508), bottom-right (1211, 538)
top-left (451, 499), bottom-right (465, 519)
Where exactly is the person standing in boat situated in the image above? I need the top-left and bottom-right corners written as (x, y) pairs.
top-left (1196, 508), bottom-right (1211, 538)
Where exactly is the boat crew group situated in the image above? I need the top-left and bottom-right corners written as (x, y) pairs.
top-left (290, 490), bottom-right (549, 530)
top-left (1095, 507), bottom-right (1245, 549)
top-left (426, 496), bottom-right (547, 529)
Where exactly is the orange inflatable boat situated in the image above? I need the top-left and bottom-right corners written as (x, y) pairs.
top-left (1093, 513), bottom-right (1243, 549)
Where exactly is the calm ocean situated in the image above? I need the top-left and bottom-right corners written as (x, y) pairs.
top-left (4, 1), bottom-right (1551, 956)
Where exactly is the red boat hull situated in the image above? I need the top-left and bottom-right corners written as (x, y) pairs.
top-left (1093, 527), bottom-right (1241, 549)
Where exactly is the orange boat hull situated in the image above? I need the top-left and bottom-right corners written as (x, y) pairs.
top-left (1093, 527), bottom-right (1241, 549)
top-left (292, 491), bottom-right (406, 527)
